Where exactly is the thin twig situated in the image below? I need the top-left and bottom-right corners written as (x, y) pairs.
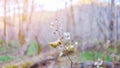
top-left (63, 46), bottom-right (73, 68)
top-left (55, 14), bottom-right (73, 68)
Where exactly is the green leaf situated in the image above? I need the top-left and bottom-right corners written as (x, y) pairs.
top-left (0, 55), bottom-right (13, 62)
top-left (26, 41), bottom-right (41, 56)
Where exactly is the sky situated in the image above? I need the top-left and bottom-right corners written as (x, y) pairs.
top-left (0, 0), bottom-right (79, 16)
top-left (0, 0), bottom-right (120, 16)
top-left (34, 0), bottom-right (79, 11)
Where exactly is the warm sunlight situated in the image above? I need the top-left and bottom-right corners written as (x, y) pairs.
top-left (35, 0), bottom-right (79, 11)
top-left (0, 0), bottom-right (120, 68)
top-left (0, 0), bottom-right (79, 17)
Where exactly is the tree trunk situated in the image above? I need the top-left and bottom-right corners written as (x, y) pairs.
top-left (109, 0), bottom-right (115, 46)
top-left (26, 0), bottom-right (34, 32)
top-left (4, 0), bottom-right (7, 45)
top-left (116, 15), bottom-right (119, 42)
top-left (70, 0), bottom-right (76, 39)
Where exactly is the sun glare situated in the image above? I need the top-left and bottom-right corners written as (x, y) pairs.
top-left (0, 0), bottom-right (79, 16)
top-left (35, 0), bottom-right (79, 11)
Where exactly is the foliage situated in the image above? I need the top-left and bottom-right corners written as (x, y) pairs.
top-left (0, 46), bottom-right (8, 53)
top-left (0, 55), bottom-right (14, 62)
top-left (81, 51), bottom-right (112, 62)
top-left (8, 40), bottom-right (17, 47)
top-left (5, 65), bottom-right (18, 68)
top-left (0, 39), bottom-right (3, 45)
top-left (4, 61), bottom-right (33, 68)
top-left (26, 41), bottom-right (41, 56)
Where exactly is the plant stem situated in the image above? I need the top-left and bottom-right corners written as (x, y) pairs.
top-left (56, 18), bottom-right (73, 68)
top-left (63, 46), bottom-right (73, 68)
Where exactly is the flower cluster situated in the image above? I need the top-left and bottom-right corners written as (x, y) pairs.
top-left (49, 20), bottom-right (78, 57)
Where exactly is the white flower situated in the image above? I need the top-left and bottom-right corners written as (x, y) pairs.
top-left (59, 52), bottom-right (63, 57)
top-left (58, 44), bottom-right (64, 51)
top-left (74, 41), bottom-right (78, 45)
top-left (64, 32), bottom-right (70, 40)
top-left (50, 22), bottom-right (54, 28)
top-left (94, 58), bottom-right (103, 68)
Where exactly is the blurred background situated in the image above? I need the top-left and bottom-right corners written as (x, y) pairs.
top-left (0, 0), bottom-right (120, 68)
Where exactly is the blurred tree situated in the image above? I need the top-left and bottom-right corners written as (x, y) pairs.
top-left (96, 6), bottom-right (108, 43)
top-left (16, 0), bottom-right (26, 46)
top-left (65, 0), bottom-right (76, 39)
top-left (19, 0), bottom-right (29, 46)
top-left (19, 31), bottom-right (25, 46)
top-left (34, 34), bottom-right (42, 54)
top-left (109, 0), bottom-right (115, 46)
top-left (115, 6), bottom-right (120, 42)
top-left (65, 2), bottom-right (70, 33)
top-left (26, 0), bottom-right (34, 31)
top-left (70, 0), bottom-right (76, 39)
top-left (22, 0), bottom-right (28, 22)
top-left (3, 0), bottom-right (7, 45)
